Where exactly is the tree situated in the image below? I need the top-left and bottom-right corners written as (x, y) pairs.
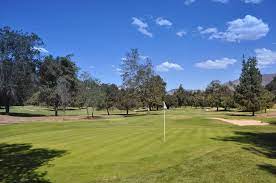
top-left (0, 27), bottom-right (42, 114)
top-left (120, 49), bottom-right (141, 89)
top-left (164, 94), bottom-right (178, 109)
top-left (235, 57), bottom-right (263, 116)
top-left (120, 48), bottom-right (164, 110)
top-left (220, 85), bottom-right (235, 111)
top-left (206, 80), bottom-right (222, 111)
top-left (175, 85), bottom-right (186, 107)
top-left (266, 76), bottom-right (276, 101)
top-left (137, 59), bottom-right (156, 109)
top-left (116, 88), bottom-right (137, 115)
top-left (260, 89), bottom-right (274, 113)
top-left (39, 55), bottom-right (78, 116)
top-left (76, 71), bottom-right (102, 117)
top-left (192, 90), bottom-right (207, 108)
top-left (145, 75), bottom-right (166, 110)
top-left (56, 77), bottom-right (71, 116)
top-left (98, 84), bottom-right (118, 115)
top-left (87, 84), bottom-right (103, 118)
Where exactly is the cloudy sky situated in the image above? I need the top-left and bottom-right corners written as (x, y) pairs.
top-left (1, 0), bottom-right (276, 89)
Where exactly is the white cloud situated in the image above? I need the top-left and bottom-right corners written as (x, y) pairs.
top-left (199, 27), bottom-right (218, 34)
top-left (89, 65), bottom-right (95, 69)
top-left (156, 17), bottom-right (173, 27)
top-left (156, 61), bottom-right (183, 72)
top-left (242, 0), bottom-right (263, 4)
top-left (33, 47), bottom-right (49, 53)
top-left (131, 17), bottom-right (153, 37)
top-left (197, 26), bottom-right (203, 31)
top-left (195, 58), bottom-right (237, 69)
top-left (185, 0), bottom-right (262, 5)
top-left (255, 48), bottom-right (276, 67)
top-left (184, 0), bottom-right (196, 5)
top-left (198, 15), bottom-right (269, 42)
top-left (176, 31), bottom-right (187, 37)
top-left (212, 0), bottom-right (229, 3)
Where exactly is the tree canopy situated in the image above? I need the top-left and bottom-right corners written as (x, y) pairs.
top-left (0, 27), bottom-right (42, 113)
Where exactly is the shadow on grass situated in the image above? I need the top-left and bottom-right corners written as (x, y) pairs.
top-left (226, 113), bottom-right (253, 117)
top-left (258, 164), bottom-right (276, 175)
top-left (0, 112), bottom-right (46, 117)
top-left (109, 113), bottom-right (161, 117)
top-left (0, 143), bottom-right (66, 183)
top-left (213, 131), bottom-right (276, 175)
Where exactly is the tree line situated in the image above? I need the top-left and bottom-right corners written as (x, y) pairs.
top-left (0, 27), bottom-right (275, 116)
top-left (0, 27), bottom-right (166, 116)
top-left (166, 57), bottom-right (276, 116)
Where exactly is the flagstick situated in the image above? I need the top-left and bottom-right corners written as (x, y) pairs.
top-left (164, 109), bottom-right (166, 142)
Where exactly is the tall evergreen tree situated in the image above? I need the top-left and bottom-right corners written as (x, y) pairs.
top-left (235, 57), bottom-right (262, 116)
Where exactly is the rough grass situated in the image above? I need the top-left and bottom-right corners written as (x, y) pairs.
top-left (1, 108), bottom-right (276, 182)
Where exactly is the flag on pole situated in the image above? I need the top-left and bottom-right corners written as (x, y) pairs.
top-left (163, 101), bottom-right (166, 142)
top-left (163, 101), bottom-right (167, 110)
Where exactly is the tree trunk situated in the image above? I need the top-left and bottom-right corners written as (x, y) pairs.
top-left (265, 108), bottom-right (267, 113)
top-left (216, 107), bottom-right (219, 111)
top-left (91, 107), bottom-right (94, 118)
top-left (86, 107), bottom-right (89, 117)
top-left (126, 108), bottom-right (129, 115)
top-left (5, 105), bottom-right (10, 114)
top-left (252, 111), bottom-right (255, 116)
top-left (54, 99), bottom-right (58, 116)
top-left (63, 107), bottom-right (66, 121)
top-left (156, 106), bottom-right (159, 111)
top-left (106, 108), bottom-right (110, 115)
top-left (55, 107), bottom-right (58, 116)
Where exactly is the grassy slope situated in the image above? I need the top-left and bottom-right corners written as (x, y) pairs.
top-left (1, 108), bottom-right (276, 182)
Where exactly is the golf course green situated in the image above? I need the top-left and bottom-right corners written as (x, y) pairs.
top-left (1, 107), bottom-right (276, 183)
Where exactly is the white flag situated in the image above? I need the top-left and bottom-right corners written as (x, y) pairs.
top-left (163, 101), bottom-right (167, 110)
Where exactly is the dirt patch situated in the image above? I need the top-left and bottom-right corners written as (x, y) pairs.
top-left (211, 117), bottom-right (269, 126)
top-left (257, 112), bottom-right (276, 118)
top-left (0, 115), bottom-right (97, 125)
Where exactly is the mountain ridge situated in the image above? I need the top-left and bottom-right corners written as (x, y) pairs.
top-left (229, 73), bottom-right (276, 86)
top-left (168, 73), bottom-right (276, 94)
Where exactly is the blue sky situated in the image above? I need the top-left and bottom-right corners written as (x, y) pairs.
top-left (1, 0), bottom-right (276, 90)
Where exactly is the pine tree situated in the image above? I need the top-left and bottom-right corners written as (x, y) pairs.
top-left (235, 57), bottom-right (263, 116)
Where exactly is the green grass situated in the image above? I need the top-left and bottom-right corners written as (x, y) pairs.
top-left (0, 105), bottom-right (127, 116)
top-left (1, 108), bottom-right (276, 182)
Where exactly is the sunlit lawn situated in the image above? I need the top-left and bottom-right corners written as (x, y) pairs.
top-left (1, 107), bottom-right (276, 182)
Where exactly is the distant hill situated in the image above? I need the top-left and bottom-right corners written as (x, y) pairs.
top-left (167, 89), bottom-right (177, 95)
top-left (229, 73), bottom-right (276, 87)
top-left (167, 73), bottom-right (276, 94)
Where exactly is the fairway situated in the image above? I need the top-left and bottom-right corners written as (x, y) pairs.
top-left (1, 109), bottom-right (276, 183)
